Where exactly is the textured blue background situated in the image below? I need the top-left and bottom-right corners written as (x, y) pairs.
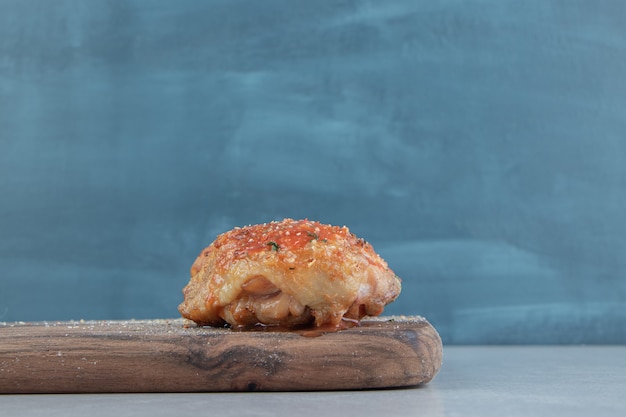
top-left (1, 0), bottom-right (625, 343)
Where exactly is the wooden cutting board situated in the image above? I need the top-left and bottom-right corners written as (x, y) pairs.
top-left (0, 316), bottom-right (442, 393)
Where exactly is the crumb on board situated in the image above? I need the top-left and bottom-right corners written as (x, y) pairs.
top-left (0, 316), bottom-right (426, 329)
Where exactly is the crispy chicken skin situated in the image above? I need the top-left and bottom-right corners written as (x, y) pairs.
top-left (178, 219), bottom-right (401, 329)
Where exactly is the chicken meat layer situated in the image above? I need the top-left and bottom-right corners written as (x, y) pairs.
top-left (178, 219), bottom-right (401, 329)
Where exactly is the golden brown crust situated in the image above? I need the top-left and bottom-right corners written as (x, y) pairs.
top-left (178, 219), bottom-right (401, 329)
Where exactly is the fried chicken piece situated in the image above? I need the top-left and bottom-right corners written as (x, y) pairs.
top-left (178, 219), bottom-right (401, 329)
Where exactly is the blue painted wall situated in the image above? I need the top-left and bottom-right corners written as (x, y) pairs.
top-left (1, 0), bottom-right (625, 343)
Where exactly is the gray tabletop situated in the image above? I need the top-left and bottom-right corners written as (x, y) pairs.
top-left (2, 346), bottom-right (625, 417)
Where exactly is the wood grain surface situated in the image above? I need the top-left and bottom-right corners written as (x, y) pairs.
top-left (0, 316), bottom-right (442, 393)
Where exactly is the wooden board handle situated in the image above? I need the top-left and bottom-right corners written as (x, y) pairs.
top-left (0, 316), bottom-right (442, 393)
